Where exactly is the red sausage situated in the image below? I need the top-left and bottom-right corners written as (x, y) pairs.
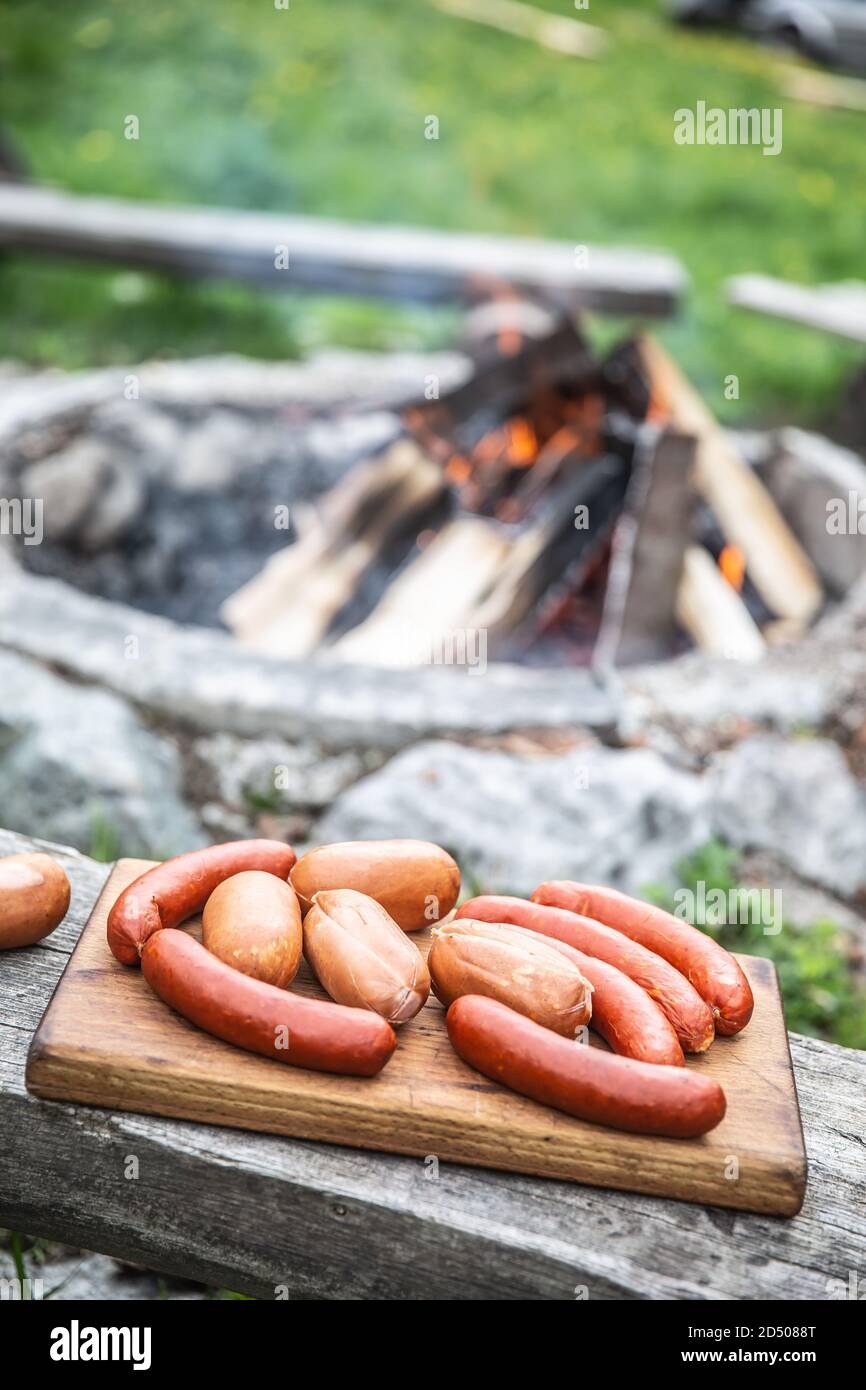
top-left (447, 995), bottom-right (726, 1138)
top-left (455, 899), bottom-right (682, 1065)
top-left (107, 840), bottom-right (297, 965)
top-left (458, 895), bottom-right (714, 1053)
top-left (141, 929), bottom-right (396, 1076)
top-left (522, 934), bottom-right (683, 1066)
top-left (533, 881), bottom-right (754, 1037)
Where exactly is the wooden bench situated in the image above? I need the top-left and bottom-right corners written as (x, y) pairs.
top-left (1, 825), bottom-right (863, 1300)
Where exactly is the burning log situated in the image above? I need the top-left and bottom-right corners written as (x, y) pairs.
top-left (675, 546), bottom-right (765, 663)
top-left (330, 518), bottom-right (510, 667)
top-left (636, 336), bottom-right (823, 628)
top-left (222, 439), bottom-right (444, 657)
top-left (594, 428), bottom-right (698, 668)
top-left (404, 315), bottom-right (595, 439)
top-left (471, 456), bottom-right (629, 648)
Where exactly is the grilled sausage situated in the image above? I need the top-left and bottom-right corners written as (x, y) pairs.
top-left (303, 888), bottom-right (430, 1023)
top-left (447, 996), bottom-right (726, 1138)
top-left (533, 881), bottom-right (754, 1037)
top-left (429, 918), bottom-right (593, 1037)
top-left (0, 853), bottom-right (71, 949)
top-left (107, 840), bottom-right (297, 965)
top-left (457, 895), bottom-right (714, 1053)
top-left (202, 871), bottom-right (303, 988)
top-left (141, 928), bottom-right (396, 1075)
top-left (290, 839), bottom-right (460, 931)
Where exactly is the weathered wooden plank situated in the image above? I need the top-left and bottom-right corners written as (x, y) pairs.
top-left (727, 274), bottom-right (866, 345)
top-left (0, 827), bottom-right (864, 1299)
top-left (0, 185), bottom-right (687, 316)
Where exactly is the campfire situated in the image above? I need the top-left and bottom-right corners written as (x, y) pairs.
top-left (222, 312), bottom-right (824, 671)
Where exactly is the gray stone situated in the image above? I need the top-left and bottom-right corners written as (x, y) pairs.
top-left (0, 649), bottom-right (204, 858)
top-left (79, 458), bottom-right (146, 550)
top-left (0, 368), bottom-right (123, 452)
top-left (760, 428), bottom-right (866, 597)
top-left (135, 349), bottom-right (471, 412)
top-left (708, 733), bottom-right (866, 898)
top-left (314, 740), bottom-right (714, 895)
top-left (617, 640), bottom-right (859, 751)
top-left (0, 567), bottom-right (618, 749)
top-left (315, 731), bottom-right (866, 903)
top-left (89, 397), bottom-right (183, 470)
top-left (192, 733), bottom-right (372, 813)
top-left (19, 440), bottom-right (145, 550)
top-left (20, 440), bottom-right (107, 541)
top-left (173, 411), bottom-right (262, 493)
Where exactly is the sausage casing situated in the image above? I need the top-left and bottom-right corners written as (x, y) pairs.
top-left (457, 894), bottom-right (714, 1053)
top-left (290, 839), bottom-right (460, 931)
top-left (0, 853), bottom-right (71, 949)
top-left (202, 870), bottom-right (303, 988)
top-left (108, 840), bottom-right (297, 965)
top-left (141, 928), bottom-right (396, 1075)
top-left (303, 888), bottom-right (430, 1023)
top-left (533, 881), bottom-right (754, 1036)
top-left (447, 995), bottom-right (726, 1138)
top-left (429, 918), bottom-right (592, 1037)
top-left (507, 929), bottom-right (684, 1066)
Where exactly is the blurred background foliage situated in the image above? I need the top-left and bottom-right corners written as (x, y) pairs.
top-left (647, 841), bottom-right (866, 1049)
top-left (0, 0), bottom-right (863, 422)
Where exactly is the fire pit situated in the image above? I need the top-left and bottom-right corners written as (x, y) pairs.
top-left (3, 311), bottom-right (840, 681)
top-left (1, 283), bottom-right (865, 876)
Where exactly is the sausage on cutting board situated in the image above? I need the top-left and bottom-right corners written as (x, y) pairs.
top-left (0, 853), bottom-right (71, 949)
top-left (519, 932), bottom-right (683, 1066)
top-left (107, 840), bottom-right (297, 965)
top-left (447, 995), bottom-right (726, 1138)
top-left (457, 895), bottom-right (714, 1053)
top-left (429, 918), bottom-right (593, 1038)
top-left (533, 881), bottom-right (754, 1037)
top-left (141, 929), bottom-right (396, 1076)
top-left (303, 888), bottom-right (430, 1023)
top-left (202, 870), bottom-right (302, 988)
top-left (291, 839), bottom-right (460, 931)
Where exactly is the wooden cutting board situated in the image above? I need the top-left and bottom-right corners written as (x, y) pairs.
top-left (26, 858), bottom-right (807, 1216)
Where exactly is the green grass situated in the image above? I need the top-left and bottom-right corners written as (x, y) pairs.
top-left (87, 805), bottom-right (121, 863)
top-left (646, 840), bottom-right (866, 1049)
top-left (1, 0), bottom-right (863, 421)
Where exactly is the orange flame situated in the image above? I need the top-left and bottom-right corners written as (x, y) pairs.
top-left (718, 544), bottom-right (746, 592)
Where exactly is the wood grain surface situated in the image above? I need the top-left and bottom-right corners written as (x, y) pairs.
top-left (26, 858), bottom-right (807, 1216)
